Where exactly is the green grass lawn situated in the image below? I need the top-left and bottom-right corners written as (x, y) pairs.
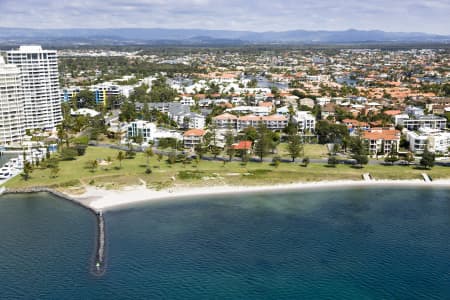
top-left (276, 143), bottom-right (329, 159)
top-left (3, 146), bottom-right (450, 191)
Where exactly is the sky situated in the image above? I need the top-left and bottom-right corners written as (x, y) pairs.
top-left (0, 0), bottom-right (449, 35)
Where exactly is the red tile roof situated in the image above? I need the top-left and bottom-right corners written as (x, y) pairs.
top-left (213, 113), bottom-right (238, 120)
top-left (231, 141), bottom-right (252, 150)
top-left (183, 129), bottom-right (206, 137)
top-left (362, 129), bottom-right (400, 141)
top-left (384, 110), bottom-right (402, 116)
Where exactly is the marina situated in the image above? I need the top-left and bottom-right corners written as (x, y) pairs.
top-left (0, 148), bottom-right (48, 185)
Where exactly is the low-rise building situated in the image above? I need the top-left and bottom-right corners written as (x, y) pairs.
top-left (342, 118), bottom-right (370, 134)
top-left (226, 105), bottom-right (271, 116)
top-left (293, 111), bottom-right (316, 133)
top-left (183, 129), bottom-right (206, 149)
top-left (213, 113), bottom-right (288, 131)
top-left (395, 115), bottom-right (447, 130)
top-left (174, 112), bottom-right (205, 129)
top-left (127, 121), bottom-right (157, 143)
top-left (406, 128), bottom-right (450, 154)
top-left (362, 128), bottom-right (401, 156)
top-left (180, 96), bottom-right (195, 106)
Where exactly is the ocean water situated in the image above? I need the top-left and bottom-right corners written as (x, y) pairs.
top-left (0, 188), bottom-right (450, 299)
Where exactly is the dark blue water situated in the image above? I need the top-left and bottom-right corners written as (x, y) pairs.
top-left (1, 188), bottom-right (450, 299)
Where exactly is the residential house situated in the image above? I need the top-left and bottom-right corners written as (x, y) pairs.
top-left (342, 119), bottom-right (370, 135)
top-left (231, 140), bottom-right (253, 155)
top-left (321, 104), bottom-right (336, 120)
top-left (299, 98), bottom-right (315, 109)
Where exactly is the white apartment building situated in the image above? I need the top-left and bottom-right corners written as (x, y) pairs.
top-left (226, 105), bottom-right (271, 116)
top-left (395, 114), bottom-right (447, 131)
top-left (127, 121), bottom-right (157, 143)
top-left (126, 121), bottom-right (183, 144)
top-left (406, 129), bottom-right (450, 154)
top-left (7, 45), bottom-right (62, 130)
top-left (213, 113), bottom-right (288, 131)
top-left (173, 112), bottom-right (205, 129)
top-left (293, 111), bottom-right (316, 133)
top-left (180, 96), bottom-right (195, 106)
top-left (316, 97), bottom-right (331, 106)
top-left (0, 57), bottom-right (25, 145)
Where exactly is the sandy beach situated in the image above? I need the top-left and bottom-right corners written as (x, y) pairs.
top-left (68, 179), bottom-right (450, 211)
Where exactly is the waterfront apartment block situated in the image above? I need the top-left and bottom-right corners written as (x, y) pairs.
top-left (362, 128), bottom-right (401, 156)
top-left (406, 129), bottom-right (450, 154)
top-left (7, 45), bottom-right (62, 130)
top-left (394, 114), bottom-right (447, 131)
top-left (0, 57), bottom-right (25, 145)
top-left (213, 113), bottom-right (288, 131)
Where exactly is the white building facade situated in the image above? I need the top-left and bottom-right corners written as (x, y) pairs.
top-left (7, 46), bottom-right (62, 130)
top-left (0, 57), bottom-right (25, 145)
top-left (406, 129), bottom-right (450, 154)
top-left (293, 111), bottom-right (316, 133)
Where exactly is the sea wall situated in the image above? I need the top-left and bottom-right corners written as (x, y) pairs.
top-left (2, 187), bottom-right (106, 276)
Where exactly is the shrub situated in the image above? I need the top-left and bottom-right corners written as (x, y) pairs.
top-left (60, 147), bottom-right (78, 161)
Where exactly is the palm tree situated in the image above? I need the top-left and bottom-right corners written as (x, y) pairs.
top-left (89, 160), bottom-right (98, 172)
top-left (145, 147), bottom-right (154, 167)
top-left (117, 151), bottom-right (125, 169)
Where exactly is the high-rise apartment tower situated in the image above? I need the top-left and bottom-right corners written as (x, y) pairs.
top-left (7, 45), bottom-right (62, 130)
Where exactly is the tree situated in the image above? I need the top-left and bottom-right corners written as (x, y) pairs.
top-left (225, 130), bottom-right (235, 161)
top-left (350, 136), bottom-right (369, 167)
top-left (405, 151), bottom-right (415, 165)
top-left (50, 166), bottom-right (60, 178)
top-left (272, 156), bottom-right (281, 168)
top-left (167, 151), bottom-right (177, 164)
top-left (60, 147), bottom-right (78, 161)
top-left (302, 157), bottom-right (310, 167)
top-left (119, 100), bottom-right (137, 122)
top-left (254, 124), bottom-right (270, 162)
top-left (353, 154), bottom-right (369, 166)
top-left (145, 147), bottom-right (154, 167)
top-left (142, 101), bottom-right (151, 121)
top-left (75, 144), bottom-right (88, 156)
top-left (384, 148), bottom-right (399, 165)
top-left (117, 151), bottom-right (125, 168)
top-left (87, 160), bottom-right (98, 172)
top-left (194, 142), bottom-right (207, 159)
top-left (22, 161), bottom-right (33, 180)
top-left (316, 120), bottom-right (349, 144)
top-left (210, 146), bottom-right (222, 159)
top-left (327, 155), bottom-right (338, 167)
top-left (242, 126), bottom-right (258, 142)
top-left (268, 131), bottom-right (280, 154)
top-left (420, 148), bottom-right (435, 169)
top-left (126, 142), bottom-right (136, 159)
top-left (287, 133), bottom-right (303, 162)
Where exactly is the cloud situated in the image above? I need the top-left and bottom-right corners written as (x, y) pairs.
top-left (0, 0), bottom-right (448, 34)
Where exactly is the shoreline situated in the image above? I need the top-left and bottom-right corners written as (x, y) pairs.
top-left (63, 179), bottom-right (450, 211)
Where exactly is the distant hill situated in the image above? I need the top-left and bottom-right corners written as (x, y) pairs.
top-left (0, 27), bottom-right (448, 45)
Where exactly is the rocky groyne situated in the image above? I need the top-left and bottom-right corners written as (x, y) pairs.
top-left (2, 187), bottom-right (106, 276)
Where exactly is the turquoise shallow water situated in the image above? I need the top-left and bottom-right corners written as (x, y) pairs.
top-left (0, 187), bottom-right (450, 299)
